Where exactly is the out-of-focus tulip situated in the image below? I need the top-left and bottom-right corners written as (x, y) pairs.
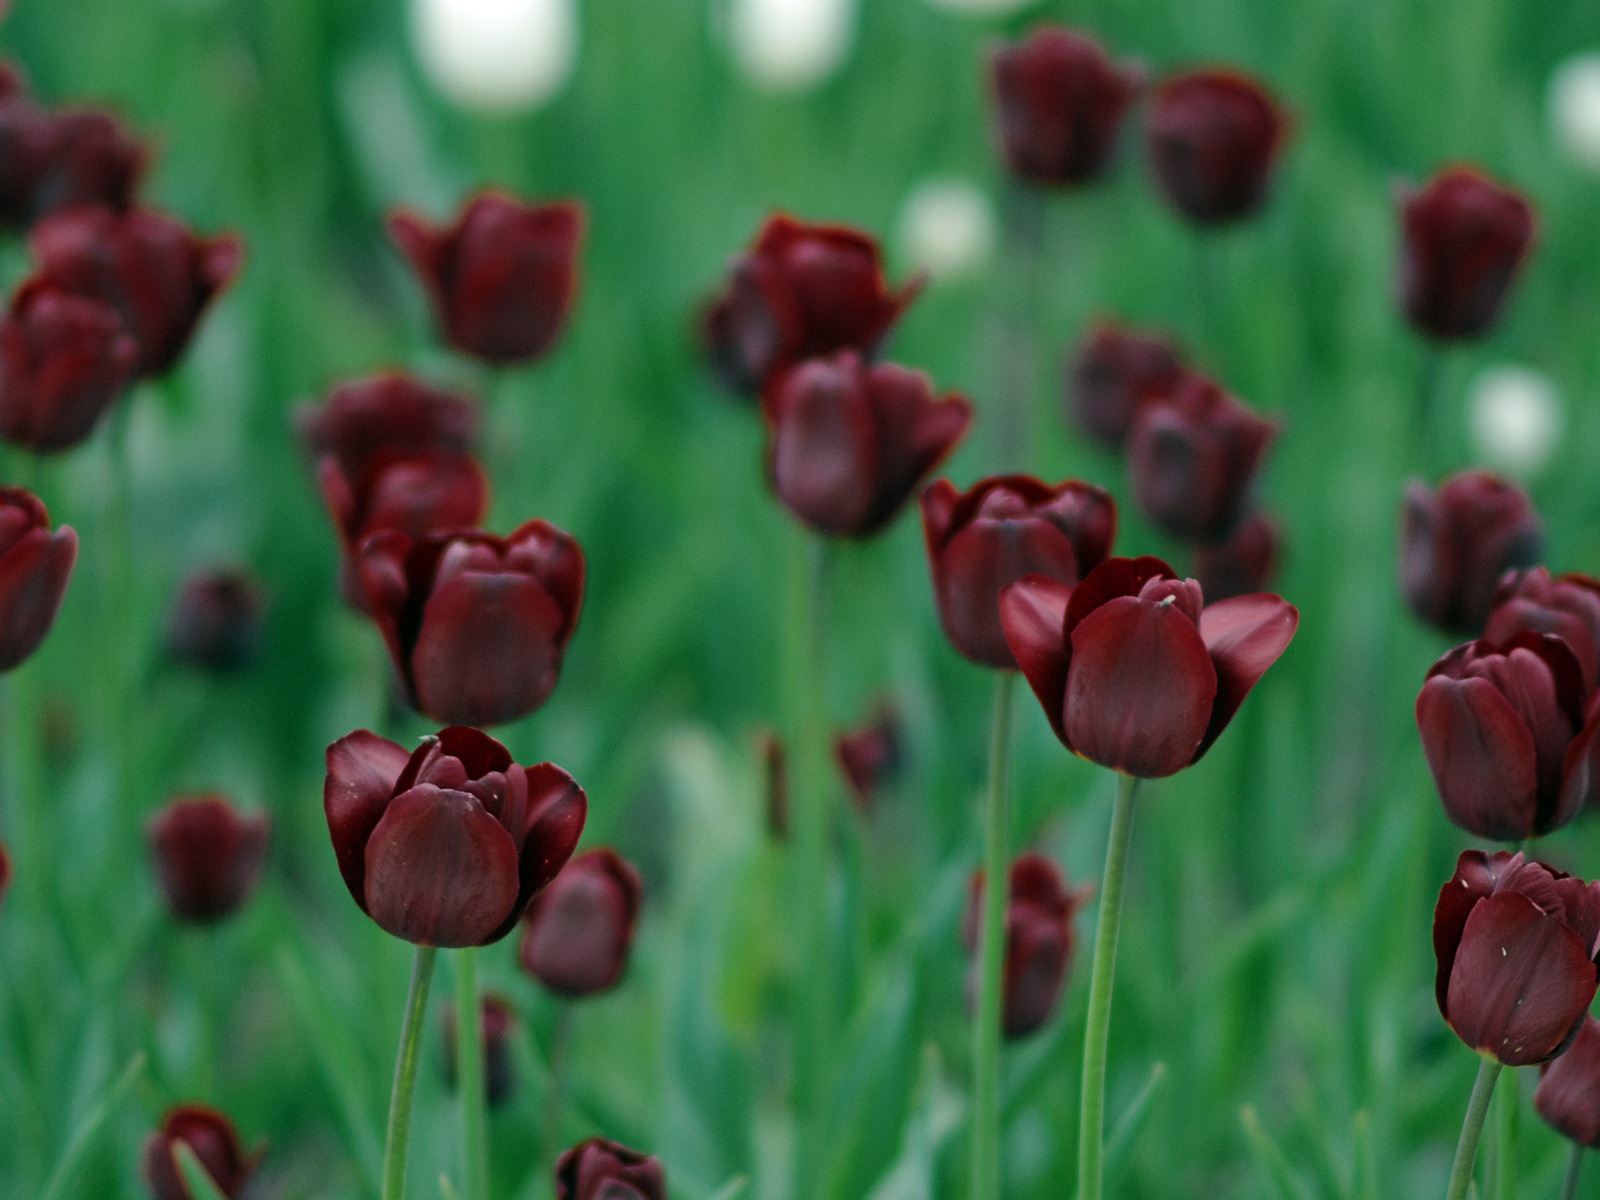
top-left (1397, 167), bottom-right (1536, 343)
top-left (443, 994), bottom-right (518, 1108)
top-left (1468, 364), bottom-right (1563, 481)
top-left (147, 794), bottom-right (270, 924)
top-left (324, 725), bottom-right (586, 947)
top-left (0, 68), bottom-right (49, 229)
top-left (1399, 470), bottom-right (1544, 636)
top-left (1536, 1015), bottom-right (1600, 1148)
top-left (29, 205), bottom-right (242, 378)
top-left (922, 474), bottom-right (1115, 668)
top-left (164, 569), bottom-right (267, 673)
top-left (1550, 54), bottom-right (1600, 173)
top-left (832, 704), bottom-right (903, 809)
top-left (988, 28), bottom-right (1142, 188)
top-left (411, 0), bottom-right (578, 114)
top-left (28, 107), bottom-right (145, 221)
top-left (1486, 568), bottom-right (1600, 690)
top-left (896, 179), bottom-right (996, 280)
top-left (702, 214), bottom-right (921, 397)
top-left (764, 350), bottom-right (971, 538)
top-left (1126, 370), bottom-right (1278, 544)
top-left (758, 728), bottom-right (788, 840)
top-left (555, 1138), bottom-right (666, 1200)
top-left (0, 839), bottom-right (9, 910)
top-left (1433, 849), bottom-right (1600, 1066)
top-left (1064, 320), bottom-right (1184, 449)
top-left (999, 556), bottom-right (1298, 778)
top-left (520, 847), bottom-right (643, 997)
top-left (141, 1105), bottom-right (257, 1200)
top-left (0, 487), bottom-right (75, 671)
top-left (1194, 511), bottom-right (1280, 602)
top-left (1146, 69), bottom-right (1287, 226)
top-left (358, 519), bottom-right (584, 727)
top-left (728, 0), bottom-right (855, 93)
top-left (389, 192), bottom-right (584, 367)
top-left (962, 852), bottom-right (1086, 1038)
top-left (0, 278), bottom-right (136, 453)
top-left (294, 372), bottom-right (480, 481)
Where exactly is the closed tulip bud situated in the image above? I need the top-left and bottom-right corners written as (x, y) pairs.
top-left (1146, 69), bottom-right (1288, 226)
top-left (141, 1105), bottom-right (258, 1200)
top-left (147, 794), bottom-right (270, 924)
top-left (164, 569), bottom-right (267, 673)
top-left (28, 107), bottom-right (145, 221)
top-left (324, 725), bottom-right (586, 947)
top-left (833, 704), bottom-right (902, 810)
top-left (389, 192), bottom-right (584, 366)
top-left (1127, 370), bottom-right (1278, 544)
top-left (1064, 321), bottom-right (1184, 449)
top-left (1536, 1015), bottom-right (1600, 1148)
top-left (702, 214), bottom-right (921, 397)
top-left (962, 853), bottom-right (1086, 1038)
top-left (358, 519), bottom-right (583, 727)
top-left (555, 1138), bottom-right (666, 1200)
top-left (764, 350), bottom-right (971, 538)
top-left (1000, 556), bottom-right (1297, 778)
top-left (442, 994), bottom-right (518, 1108)
top-left (1193, 511), bottom-right (1281, 602)
top-left (1433, 850), bottom-right (1600, 1066)
top-left (1486, 568), bottom-right (1600, 690)
top-left (29, 205), bottom-right (242, 378)
top-left (0, 278), bottom-right (137, 453)
top-left (1398, 166), bottom-right (1536, 342)
top-left (520, 847), bottom-right (643, 997)
top-left (294, 372), bottom-right (480, 481)
top-left (1400, 470), bottom-right (1544, 636)
top-left (988, 27), bottom-right (1143, 188)
top-left (0, 487), bottom-right (75, 671)
top-left (922, 474), bottom-right (1116, 668)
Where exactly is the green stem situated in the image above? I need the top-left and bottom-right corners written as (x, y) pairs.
top-left (454, 947), bottom-right (487, 1200)
top-left (106, 403), bottom-right (138, 821)
top-left (1562, 1143), bottom-right (1584, 1200)
top-left (1077, 773), bottom-right (1141, 1200)
top-left (995, 182), bottom-right (1045, 471)
top-left (382, 945), bottom-right (438, 1200)
top-left (1193, 233), bottom-right (1220, 360)
top-left (1446, 1058), bottom-right (1503, 1200)
top-left (544, 1001), bottom-right (573, 1165)
top-left (970, 671), bottom-right (1016, 1200)
top-left (1493, 1064), bottom-right (1516, 1200)
top-left (1415, 343), bottom-right (1445, 469)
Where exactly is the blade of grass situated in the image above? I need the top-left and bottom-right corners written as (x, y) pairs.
top-left (39, 1051), bottom-right (146, 1200)
top-left (174, 1143), bottom-right (231, 1200)
top-left (1240, 1106), bottom-right (1318, 1200)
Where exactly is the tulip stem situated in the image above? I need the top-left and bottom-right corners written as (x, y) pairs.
top-left (1445, 1058), bottom-right (1502, 1200)
top-left (1492, 1063), bottom-right (1517, 1200)
top-left (1562, 1143), bottom-right (1583, 1200)
top-left (1415, 344), bottom-right (1445, 467)
top-left (1077, 772), bottom-right (1141, 1200)
top-left (454, 947), bottom-right (487, 1200)
top-left (970, 670), bottom-right (1016, 1200)
top-left (544, 1001), bottom-right (574, 1165)
top-left (995, 183), bottom-right (1045, 470)
top-left (382, 945), bottom-right (438, 1200)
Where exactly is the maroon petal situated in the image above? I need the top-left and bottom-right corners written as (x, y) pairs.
top-left (1195, 592), bottom-right (1299, 758)
top-left (324, 730), bottom-right (410, 912)
top-left (919, 478), bottom-right (960, 549)
top-left (998, 574), bottom-right (1073, 743)
top-left (387, 210), bottom-right (447, 293)
top-left (1416, 674), bottom-right (1540, 841)
top-left (1434, 849), bottom-right (1521, 1015)
top-left (0, 524), bottom-right (75, 670)
top-left (766, 355), bottom-right (881, 536)
top-left (1560, 704), bottom-right (1600, 829)
top-left (1062, 555), bottom-right (1176, 641)
top-left (517, 763), bottom-right (588, 894)
top-left (1535, 1015), bottom-right (1600, 1149)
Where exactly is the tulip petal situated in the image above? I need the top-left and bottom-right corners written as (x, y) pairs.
top-left (1433, 849), bottom-right (1515, 1016)
top-left (1195, 593), bottom-right (1299, 757)
top-left (1062, 555), bottom-right (1176, 641)
top-left (998, 574), bottom-right (1073, 742)
top-left (1534, 1016), bottom-right (1600, 1149)
top-left (0, 525), bottom-right (75, 670)
top-left (919, 478), bottom-right (960, 549)
top-left (767, 355), bottom-right (880, 536)
top-left (1417, 674), bottom-right (1540, 841)
top-left (324, 730), bottom-right (410, 911)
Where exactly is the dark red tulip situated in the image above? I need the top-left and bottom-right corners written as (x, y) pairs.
top-left (1126, 370), bottom-right (1278, 544)
top-left (1064, 320), bottom-right (1184, 449)
top-left (294, 372), bottom-right (480, 481)
top-left (388, 192), bottom-right (584, 366)
top-left (358, 519), bottom-right (584, 727)
top-left (147, 794), bottom-right (270, 924)
top-left (1193, 511), bottom-right (1281, 602)
top-left (29, 205), bottom-right (242, 378)
top-left (922, 474), bottom-right (1116, 668)
top-left (1147, 69), bottom-right (1287, 226)
top-left (988, 27), bottom-right (1143, 187)
top-left (164, 569), bottom-right (267, 673)
top-left (1398, 166), bottom-right (1537, 342)
top-left (1486, 568), bottom-right (1600, 690)
top-left (1536, 1016), bottom-right (1600, 1148)
top-left (0, 487), bottom-right (75, 671)
top-left (141, 1105), bottom-right (257, 1200)
top-left (555, 1138), bottom-right (666, 1200)
top-left (0, 278), bottom-right (136, 453)
top-left (1433, 850), bottom-right (1600, 1066)
top-left (962, 852), bottom-right (1087, 1039)
top-left (759, 728), bottom-right (789, 841)
top-left (999, 556), bottom-right (1298, 778)
top-left (443, 994), bottom-right (518, 1108)
top-left (764, 350), bottom-right (971, 538)
top-left (702, 213), bottom-right (922, 396)
top-left (0, 70), bottom-right (50, 229)
top-left (323, 725), bottom-right (586, 947)
top-left (1400, 470), bottom-right (1544, 636)
top-left (520, 847), bottom-right (643, 998)
top-left (833, 704), bottom-right (903, 810)
top-left (28, 107), bottom-right (146, 221)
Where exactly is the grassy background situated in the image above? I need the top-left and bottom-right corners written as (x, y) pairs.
top-left (2, 0), bottom-right (1600, 1196)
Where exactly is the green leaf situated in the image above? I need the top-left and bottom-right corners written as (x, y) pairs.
top-left (1240, 1106), bottom-right (1320, 1200)
top-left (174, 1144), bottom-right (230, 1200)
top-left (39, 1051), bottom-right (146, 1200)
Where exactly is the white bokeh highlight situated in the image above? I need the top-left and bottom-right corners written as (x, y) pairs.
top-left (920, 0), bottom-right (1041, 16)
top-left (410, 0), bottom-right (578, 114)
top-left (1550, 54), bottom-right (1600, 172)
top-left (728, 0), bottom-right (855, 92)
top-left (896, 179), bottom-right (997, 280)
top-left (1469, 365), bottom-right (1564, 480)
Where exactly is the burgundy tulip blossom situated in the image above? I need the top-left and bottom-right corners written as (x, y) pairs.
top-left (28, 107), bottom-right (146, 221)
top-left (765, 350), bottom-right (971, 538)
top-left (295, 372), bottom-right (479, 480)
top-left (147, 794), bottom-right (271, 924)
top-left (999, 556), bottom-right (1298, 778)
top-left (555, 1138), bottom-right (666, 1200)
top-left (141, 1105), bottom-right (257, 1200)
top-left (1127, 370), bottom-right (1278, 544)
top-left (324, 725), bottom-right (587, 947)
top-left (922, 474), bottom-right (1116, 668)
top-left (1400, 470), bottom-right (1544, 636)
top-left (443, 994), bottom-right (518, 1108)
top-left (389, 192), bottom-right (584, 366)
top-left (164, 569), bottom-right (266, 673)
top-left (1064, 320), bottom-right (1184, 449)
top-left (1433, 850), bottom-right (1600, 1066)
top-left (520, 847), bottom-right (643, 998)
top-left (1536, 1016), bottom-right (1600, 1148)
top-left (1484, 568), bottom-right (1600, 690)
top-left (1194, 511), bottom-right (1281, 602)
top-left (833, 704), bottom-right (903, 810)
top-left (0, 487), bottom-right (75, 671)
top-left (29, 204), bottom-right (242, 377)
top-left (988, 27), bottom-right (1143, 188)
top-left (962, 852), bottom-right (1087, 1039)
top-left (1398, 166), bottom-right (1537, 342)
top-left (1146, 69), bottom-right (1288, 226)
top-left (358, 519), bottom-right (584, 727)
top-left (0, 278), bottom-right (137, 453)
top-left (703, 213), bottom-right (922, 396)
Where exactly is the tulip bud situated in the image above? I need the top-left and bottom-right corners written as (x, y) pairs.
top-left (962, 852), bottom-right (1086, 1038)
top-left (0, 487), bottom-right (75, 671)
top-left (442, 994), bottom-right (518, 1108)
top-left (1485, 568), bottom-right (1600, 690)
top-left (1399, 470), bottom-right (1544, 636)
top-left (520, 848), bottom-right (643, 997)
top-left (147, 794), bottom-right (271, 924)
top-left (389, 192), bottom-right (584, 367)
top-left (1397, 166), bottom-right (1536, 342)
top-left (1535, 1015), bottom-right (1600, 1148)
top-left (411, 0), bottom-right (579, 114)
top-left (164, 569), bottom-right (267, 673)
top-left (28, 107), bottom-right (146, 221)
top-left (1550, 55), bottom-right (1600, 173)
top-left (895, 179), bottom-right (996, 281)
top-left (728, 0), bottom-right (855, 93)
top-left (1468, 364), bottom-right (1562, 481)
top-left (1146, 69), bottom-right (1288, 226)
top-left (1193, 511), bottom-right (1281, 602)
top-left (141, 1105), bottom-right (257, 1200)
top-left (294, 371), bottom-right (480, 481)
top-left (832, 704), bottom-right (903, 810)
top-left (1433, 850), bottom-right (1600, 1066)
top-left (764, 350), bottom-right (971, 539)
top-left (1064, 320), bottom-right (1184, 449)
top-left (555, 1137), bottom-right (666, 1200)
